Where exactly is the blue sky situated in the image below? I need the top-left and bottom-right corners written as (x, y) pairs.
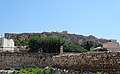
top-left (0, 0), bottom-right (120, 42)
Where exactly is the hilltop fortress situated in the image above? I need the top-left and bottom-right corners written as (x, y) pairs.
top-left (4, 31), bottom-right (120, 51)
top-left (5, 31), bottom-right (117, 43)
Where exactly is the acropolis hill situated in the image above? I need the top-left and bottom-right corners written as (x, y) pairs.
top-left (4, 31), bottom-right (118, 44)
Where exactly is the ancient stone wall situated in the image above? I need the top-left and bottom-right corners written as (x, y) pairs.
top-left (0, 52), bottom-right (120, 73)
top-left (0, 53), bottom-right (57, 69)
top-left (52, 52), bottom-right (120, 73)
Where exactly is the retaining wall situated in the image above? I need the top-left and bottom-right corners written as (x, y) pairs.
top-left (0, 53), bottom-right (57, 69)
top-left (52, 52), bottom-right (120, 73)
top-left (0, 52), bottom-right (120, 73)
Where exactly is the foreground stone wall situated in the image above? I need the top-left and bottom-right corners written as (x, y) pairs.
top-left (0, 53), bottom-right (57, 69)
top-left (0, 52), bottom-right (120, 73)
top-left (52, 52), bottom-right (120, 73)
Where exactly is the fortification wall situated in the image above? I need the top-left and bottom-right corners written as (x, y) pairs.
top-left (52, 52), bottom-right (120, 73)
top-left (0, 53), bottom-right (57, 69)
top-left (0, 52), bottom-right (120, 73)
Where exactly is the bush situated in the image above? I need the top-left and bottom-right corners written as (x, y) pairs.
top-left (63, 42), bottom-right (87, 52)
top-left (10, 68), bottom-right (45, 74)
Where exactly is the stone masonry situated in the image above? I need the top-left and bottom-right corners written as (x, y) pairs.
top-left (0, 53), bottom-right (57, 69)
top-left (52, 52), bottom-right (120, 74)
top-left (0, 52), bottom-right (120, 73)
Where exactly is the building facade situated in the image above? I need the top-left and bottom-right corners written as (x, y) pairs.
top-left (0, 38), bottom-right (14, 52)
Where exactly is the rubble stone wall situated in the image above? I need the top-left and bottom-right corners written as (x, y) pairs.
top-left (52, 52), bottom-right (120, 73)
top-left (0, 52), bottom-right (120, 73)
top-left (0, 53), bottom-right (57, 69)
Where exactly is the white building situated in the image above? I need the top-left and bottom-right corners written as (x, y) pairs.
top-left (0, 38), bottom-right (14, 52)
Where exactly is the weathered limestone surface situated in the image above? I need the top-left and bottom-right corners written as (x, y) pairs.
top-left (52, 52), bottom-right (120, 73)
top-left (0, 53), bottom-right (57, 69)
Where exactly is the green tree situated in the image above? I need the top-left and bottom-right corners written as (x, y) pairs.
top-left (28, 36), bottom-right (88, 53)
top-left (81, 41), bottom-right (103, 51)
top-left (14, 37), bottom-right (29, 47)
top-left (63, 42), bottom-right (87, 52)
top-left (81, 41), bottom-right (93, 51)
top-left (28, 36), bottom-right (66, 53)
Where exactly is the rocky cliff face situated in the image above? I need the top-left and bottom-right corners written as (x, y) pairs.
top-left (4, 32), bottom-right (117, 45)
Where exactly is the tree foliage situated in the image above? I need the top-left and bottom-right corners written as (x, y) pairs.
top-left (28, 36), bottom-right (87, 53)
top-left (14, 36), bottom-right (88, 53)
top-left (81, 41), bottom-right (93, 51)
top-left (81, 41), bottom-right (103, 51)
top-left (14, 37), bottom-right (29, 47)
top-left (28, 36), bottom-right (66, 53)
top-left (63, 42), bottom-right (87, 52)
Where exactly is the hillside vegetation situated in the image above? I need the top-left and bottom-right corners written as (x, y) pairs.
top-left (5, 31), bottom-right (116, 45)
top-left (4, 31), bottom-right (117, 52)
